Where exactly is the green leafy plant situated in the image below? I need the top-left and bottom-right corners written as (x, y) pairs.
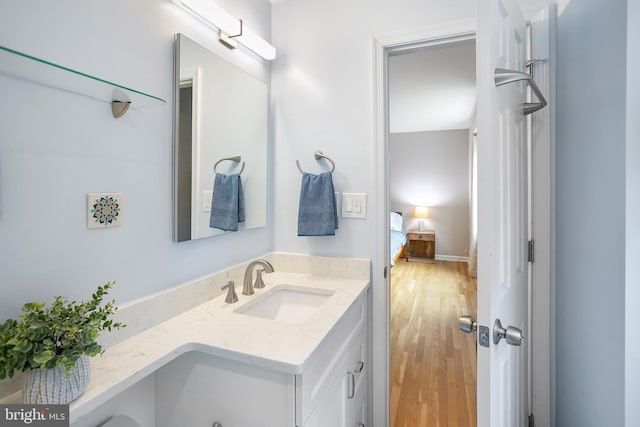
top-left (0, 281), bottom-right (125, 379)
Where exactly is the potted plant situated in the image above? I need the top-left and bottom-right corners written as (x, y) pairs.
top-left (0, 281), bottom-right (124, 404)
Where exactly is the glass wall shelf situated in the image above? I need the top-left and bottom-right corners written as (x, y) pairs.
top-left (0, 44), bottom-right (166, 116)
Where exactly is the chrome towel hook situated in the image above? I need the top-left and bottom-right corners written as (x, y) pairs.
top-left (214, 153), bottom-right (245, 175)
top-left (296, 150), bottom-right (335, 174)
top-left (494, 68), bottom-right (548, 115)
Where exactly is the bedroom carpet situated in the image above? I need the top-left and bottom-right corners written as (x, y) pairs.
top-left (390, 259), bottom-right (477, 427)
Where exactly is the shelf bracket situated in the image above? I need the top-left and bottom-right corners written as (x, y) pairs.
top-left (111, 100), bottom-right (131, 118)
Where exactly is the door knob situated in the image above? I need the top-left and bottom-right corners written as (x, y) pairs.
top-left (458, 315), bottom-right (477, 333)
top-left (493, 319), bottom-right (524, 346)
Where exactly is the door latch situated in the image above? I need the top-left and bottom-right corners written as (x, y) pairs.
top-left (459, 316), bottom-right (490, 347)
top-left (478, 325), bottom-right (490, 347)
top-left (458, 315), bottom-right (477, 333)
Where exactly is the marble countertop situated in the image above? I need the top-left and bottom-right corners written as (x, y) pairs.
top-left (66, 271), bottom-right (369, 422)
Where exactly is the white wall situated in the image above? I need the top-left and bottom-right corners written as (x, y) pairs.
top-left (390, 130), bottom-right (470, 258)
top-left (0, 0), bottom-right (273, 321)
top-left (627, 0), bottom-right (639, 425)
top-left (270, 0), bottom-right (479, 259)
top-left (555, 0), bottom-right (626, 426)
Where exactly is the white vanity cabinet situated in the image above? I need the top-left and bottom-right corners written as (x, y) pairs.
top-left (153, 290), bottom-right (368, 427)
top-left (296, 292), bottom-right (368, 427)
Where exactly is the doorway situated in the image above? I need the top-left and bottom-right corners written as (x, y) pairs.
top-left (386, 39), bottom-right (478, 427)
top-left (371, 8), bottom-right (552, 427)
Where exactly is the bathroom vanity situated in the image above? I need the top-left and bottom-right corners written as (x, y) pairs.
top-left (154, 289), bottom-right (367, 427)
top-left (58, 255), bottom-right (371, 427)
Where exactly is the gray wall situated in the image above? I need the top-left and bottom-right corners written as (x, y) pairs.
top-left (555, 0), bottom-right (626, 425)
top-left (627, 0), bottom-right (639, 425)
top-left (389, 130), bottom-right (470, 258)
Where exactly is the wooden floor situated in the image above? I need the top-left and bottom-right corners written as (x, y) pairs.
top-left (390, 259), bottom-right (477, 427)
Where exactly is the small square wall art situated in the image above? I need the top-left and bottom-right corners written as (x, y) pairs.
top-left (88, 193), bottom-right (122, 229)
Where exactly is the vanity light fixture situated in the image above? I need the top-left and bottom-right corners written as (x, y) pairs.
top-left (174, 0), bottom-right (276, 60)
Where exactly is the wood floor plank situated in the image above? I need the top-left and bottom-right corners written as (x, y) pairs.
top-left (391, 259), bottom-right (477, 427)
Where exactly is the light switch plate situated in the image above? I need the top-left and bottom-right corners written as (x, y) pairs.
top-left (202, 191), bottom-right (213, 212)
top-left (341, 193), bottom-right (367, 219)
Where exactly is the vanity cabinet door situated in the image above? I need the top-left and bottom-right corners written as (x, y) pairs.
top-left (345, 381), bottom-right (367, 427)
top-left (343, 328), bottom-right (367, 426)
top-left (296, 292), bottom-right (367, 426)
top-left (299, 299), bottom-right (368, 427)
top-left (302, 374), bottom-right (344, 427)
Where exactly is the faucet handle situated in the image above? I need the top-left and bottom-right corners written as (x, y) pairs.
top-left (221, 281), bottom-right (238, 303)
top-left (254, 269), bottom-right (266, 289)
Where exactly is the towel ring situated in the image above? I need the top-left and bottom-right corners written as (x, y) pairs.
top-left (214, 154), bottom-right (245, 175)
top-left (296, 150), bottom-right (335, 175)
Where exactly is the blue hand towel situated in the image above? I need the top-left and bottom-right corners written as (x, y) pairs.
top-left (297, 172), bottom-right (338, 236)
top-left (209, 173), bottom-right (245, 232)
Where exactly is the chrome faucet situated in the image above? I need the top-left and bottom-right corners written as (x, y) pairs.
top-left (221, 281), bottom-right (238, 303)
top-left (243, 259), bottom-right (275, 295)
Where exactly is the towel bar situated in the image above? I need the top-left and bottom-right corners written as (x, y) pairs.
top-left (214, 153), bottom-right (245, 175)
top-left (296, 150), bottom-right (335, 174)
top-left (494, 68), bottom-right (547, 115)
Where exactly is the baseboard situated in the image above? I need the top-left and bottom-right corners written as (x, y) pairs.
top-left (435, 255), bottom-right (469, 263)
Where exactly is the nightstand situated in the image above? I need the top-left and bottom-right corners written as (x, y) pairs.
top-left (406, 229), bottom-right (436, 262)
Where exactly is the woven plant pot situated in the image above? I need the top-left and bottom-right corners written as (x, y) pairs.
top-left (23, 354), bottom-right (90, 404)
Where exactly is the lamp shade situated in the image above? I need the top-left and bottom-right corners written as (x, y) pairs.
top-left (414, 206), bottom-right (429, 218)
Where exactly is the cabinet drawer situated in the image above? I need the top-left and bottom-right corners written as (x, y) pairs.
top-left (296, 293), bottom-right (367, 426)
top-left (410, 233), bottom-right (434, 242)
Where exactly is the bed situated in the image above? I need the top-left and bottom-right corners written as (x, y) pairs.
top-left (390, 211), bottom-right (407, 266)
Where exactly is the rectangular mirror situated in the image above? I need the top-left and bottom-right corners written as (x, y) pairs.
top-left (173, 33), bottom-right (267, 242)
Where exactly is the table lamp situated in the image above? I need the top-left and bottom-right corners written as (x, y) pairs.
top-left (414, 206), bottom-right (429, 231)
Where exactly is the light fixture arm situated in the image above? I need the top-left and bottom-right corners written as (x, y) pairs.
top-left (176, 0), bottom-right (276, 60)
top-left (228, 19), bottom-right (243, 39)
top-left (219, 18), bottom-right (243, 50)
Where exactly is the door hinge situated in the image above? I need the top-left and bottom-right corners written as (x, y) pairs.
top-left (528, 240), bottom-right (535, 263)
top-left (528, 413), bottom-right (535, 427)
top-left (383, 266), bottom-right (388, 279)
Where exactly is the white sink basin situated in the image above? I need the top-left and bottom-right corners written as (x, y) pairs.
top-left (234, 285), bottom-right (335, 323)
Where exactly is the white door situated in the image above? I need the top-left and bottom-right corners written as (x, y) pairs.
top-left (476, 0), bottom-right (529, 426)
